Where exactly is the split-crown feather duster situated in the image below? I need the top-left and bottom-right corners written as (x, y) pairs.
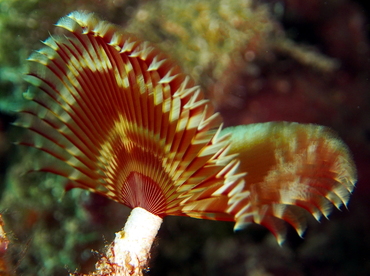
top-left (16, 11), bottom-right (356, 274)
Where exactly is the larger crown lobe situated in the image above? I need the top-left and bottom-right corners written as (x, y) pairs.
top-left (17, 11), bottom-right (244, 220)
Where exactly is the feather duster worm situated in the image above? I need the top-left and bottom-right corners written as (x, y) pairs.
top-left (16, 11), bottom-right (356, 275)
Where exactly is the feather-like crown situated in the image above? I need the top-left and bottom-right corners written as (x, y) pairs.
top-left (17, 11), bottom-right (356, 243)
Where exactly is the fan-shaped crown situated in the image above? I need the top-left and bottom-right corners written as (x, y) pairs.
top-left (17, 12), bottom-right (356, 244)
top-left (17, 11), bottom-right (244, 220)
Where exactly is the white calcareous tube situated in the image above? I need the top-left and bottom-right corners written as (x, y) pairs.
top-left (98, 207), bottom-right (163, 276)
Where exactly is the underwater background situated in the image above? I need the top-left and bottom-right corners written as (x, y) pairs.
top-left (0, 0), bottom-right (369, 275)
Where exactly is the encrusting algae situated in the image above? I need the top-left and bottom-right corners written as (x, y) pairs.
top-left (14, 10), bottom-right (356, 276)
